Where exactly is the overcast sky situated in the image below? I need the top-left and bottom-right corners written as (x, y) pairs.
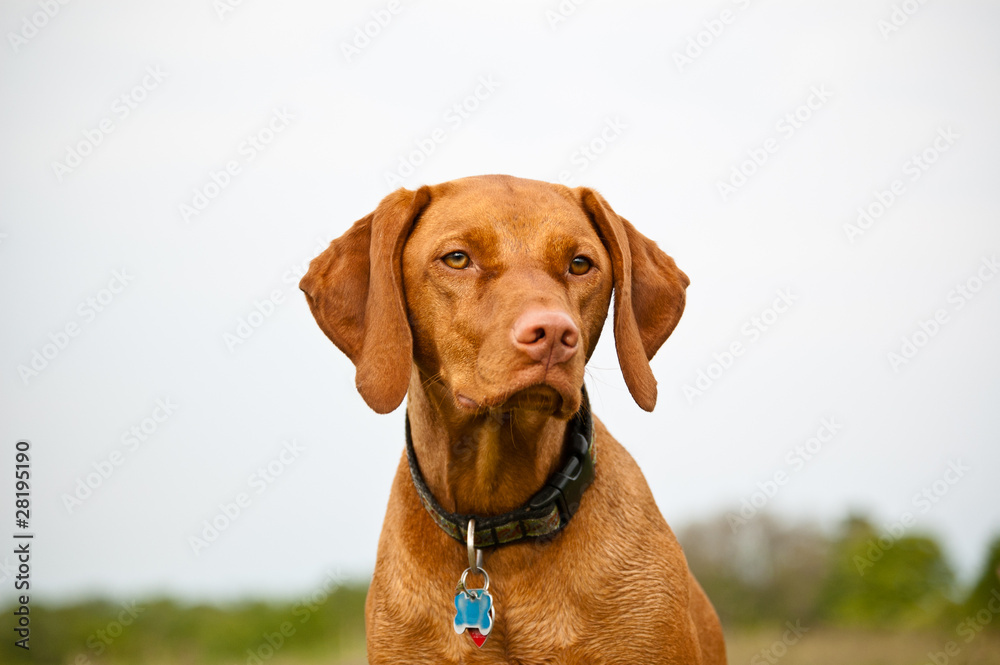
top-left (1, 0), bottom-right (998, 603)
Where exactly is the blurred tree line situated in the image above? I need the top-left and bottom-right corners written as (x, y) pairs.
top-left (10, 585), bottom-right (368, 664)
top-left (4, 514), bottom-right (999, 664)
top-left (678, 512), bottom-right (1000, 631)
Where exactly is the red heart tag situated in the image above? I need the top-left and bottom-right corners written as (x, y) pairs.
top-left (468, 628), bottom-right (487, 648)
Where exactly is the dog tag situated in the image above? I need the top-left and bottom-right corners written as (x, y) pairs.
top-left (454, 568), bottom-right (494, 648)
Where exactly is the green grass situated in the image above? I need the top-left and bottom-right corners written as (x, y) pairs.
top-left (726, 626), bottom-right (1000, 665)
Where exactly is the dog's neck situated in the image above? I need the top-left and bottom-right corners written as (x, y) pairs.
top-left (405, 369), bottom-right (569, 516)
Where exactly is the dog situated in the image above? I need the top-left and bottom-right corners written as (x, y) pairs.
top-left (300, 175), bottom-right (726, 664)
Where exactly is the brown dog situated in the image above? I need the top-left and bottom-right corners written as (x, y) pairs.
top-left (301, 175), bottom-right (726, 664)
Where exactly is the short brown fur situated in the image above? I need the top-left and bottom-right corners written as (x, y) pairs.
top-left (301, 175), bottom-right (725, 664)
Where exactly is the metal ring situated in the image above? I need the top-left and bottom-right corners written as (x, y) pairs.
top-left (459, 566), bottom-right (490, 594)
top-left (467, 518), bottom-right (478, 573)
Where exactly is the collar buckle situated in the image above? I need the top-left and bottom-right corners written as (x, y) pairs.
top-left (527, 431), bottom-right (594, 522)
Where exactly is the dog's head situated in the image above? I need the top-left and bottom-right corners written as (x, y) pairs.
top-left (300, 175), bottom-right (688, 417)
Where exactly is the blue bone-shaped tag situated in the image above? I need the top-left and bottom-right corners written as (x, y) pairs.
top-left (453, 589), bottom-right (493, 635)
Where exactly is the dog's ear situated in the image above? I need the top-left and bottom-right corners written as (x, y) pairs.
top-left (300, 186), bottom-right (431, 414)
top-left (577, 188), bottom-right (689, 412)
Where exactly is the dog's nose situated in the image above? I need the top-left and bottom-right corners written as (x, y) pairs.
top-left (512, 309), bottom-right (579, 365)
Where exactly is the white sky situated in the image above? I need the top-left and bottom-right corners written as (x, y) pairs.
top-left (1, 0), bottom-right (998, 603)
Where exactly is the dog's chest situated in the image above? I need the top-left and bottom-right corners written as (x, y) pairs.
top-left (461, 578), bottom-right (598, 663)
top-left (495, 588), bottom-right (588, 657)
top-left (370, 575), bottom-right (593, 664)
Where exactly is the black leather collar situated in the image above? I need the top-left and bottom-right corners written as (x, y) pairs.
top-left (405, 389), bottom-right (596, 549)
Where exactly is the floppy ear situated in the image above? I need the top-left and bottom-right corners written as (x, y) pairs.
top-left (299, 186), bottom-right (431, 414)
top-left (577, 188), bottom-right (689, 412)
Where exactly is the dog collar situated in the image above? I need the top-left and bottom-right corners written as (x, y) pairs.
top-left (405, 389), bottom-right (596, 549)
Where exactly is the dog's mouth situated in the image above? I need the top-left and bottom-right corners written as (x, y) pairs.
top-left (497, 385), bottom-right (562, 412)
top-left (456, 383), bottom-right (577, 418)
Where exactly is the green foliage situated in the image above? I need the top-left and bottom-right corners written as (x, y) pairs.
top-left (951, 535), bottom-right (1000, 633)
top-left (679, 513), bottom-right (981, 631)
top-left (816, 516), bottom-right (956, 627)
top-left (5, 583), bottom-right (368, 665)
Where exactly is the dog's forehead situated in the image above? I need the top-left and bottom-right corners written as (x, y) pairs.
top-left (415, 177), bottom-right (597, 245)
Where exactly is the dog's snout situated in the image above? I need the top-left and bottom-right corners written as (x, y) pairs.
top-left (511, 310), bottom-right (579, 365)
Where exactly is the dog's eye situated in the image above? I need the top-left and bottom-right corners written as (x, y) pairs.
top-left (442, 252), bottom-right (471, 270)
top-left (569, 256), bottom-right (592, 275)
